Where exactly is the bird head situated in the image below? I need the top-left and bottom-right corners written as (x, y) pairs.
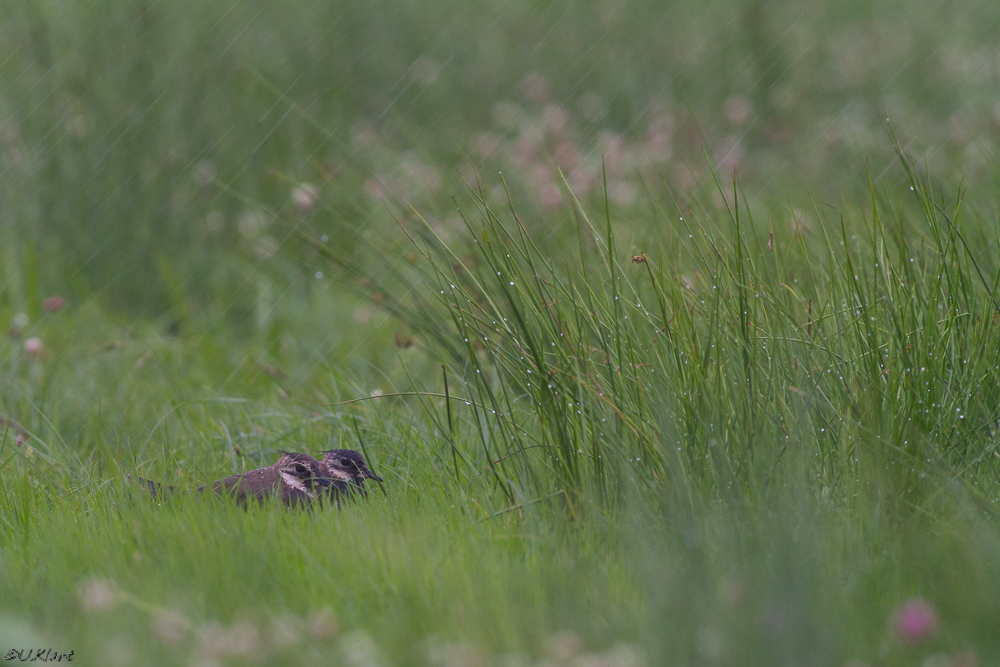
top-left (276, 452), bottom-right (333, 497)
top-left (317, 449), bottom-right (383, 487)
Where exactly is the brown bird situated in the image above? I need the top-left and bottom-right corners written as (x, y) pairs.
top-left (134, 452), bottom-right (333, 508)
top-left (316, 449), bottom-right (383, 504)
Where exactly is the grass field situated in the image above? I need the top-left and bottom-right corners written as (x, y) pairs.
top-left (3, 1), bottom-right (1000, 665)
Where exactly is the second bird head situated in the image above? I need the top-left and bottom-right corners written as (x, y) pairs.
top-left (317, 449), bottom-right (383, 488)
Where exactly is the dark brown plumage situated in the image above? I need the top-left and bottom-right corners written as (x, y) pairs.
top-left (134, 452), bottom-right (332, 508)
top-left (316, 449), bottom-right (382, 505)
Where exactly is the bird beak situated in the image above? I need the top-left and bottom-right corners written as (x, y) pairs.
top-left (315, 476), bottom-right (335, 490)
top-left (363, 467), bottom-right (384, 483)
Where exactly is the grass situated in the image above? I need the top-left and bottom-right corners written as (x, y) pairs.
top-left (4, 133), bottom-right (1000, 665)
top-left (3, 1), bottom-right (1000, 665)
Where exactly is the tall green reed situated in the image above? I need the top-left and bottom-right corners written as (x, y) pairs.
top-left (313, 131), bottom-right (1000, 513)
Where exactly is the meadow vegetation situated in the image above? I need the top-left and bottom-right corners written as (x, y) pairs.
top-left (2, 1), bottom-right (1000, 665)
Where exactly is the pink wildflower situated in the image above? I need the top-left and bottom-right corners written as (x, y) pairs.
top-left (291, 184), bottom-right (318, 213)
top-left (893, 597), bottom-right (939, 644)
top-left (24, 337), bottom-right (43, 357)
top-left (43, 296), bottom-right (65, 312)
top-left (520, 73), bottom-right (550, 103)
top-left (539, 183), bottom-right (563, 210)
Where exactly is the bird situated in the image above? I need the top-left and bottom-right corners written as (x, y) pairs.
top-left (133, 452), bottom-right (333, 508)
top-left (316, 449), bottom-right (383, 505)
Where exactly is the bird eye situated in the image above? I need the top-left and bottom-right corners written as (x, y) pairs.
top-left (340, 458), bottom-right (352, 465)
top-left (294, 464), bottom-right (308, 474)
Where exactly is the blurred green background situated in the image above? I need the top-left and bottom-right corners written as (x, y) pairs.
top-left (3, 0), bottom-right (999, 321)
